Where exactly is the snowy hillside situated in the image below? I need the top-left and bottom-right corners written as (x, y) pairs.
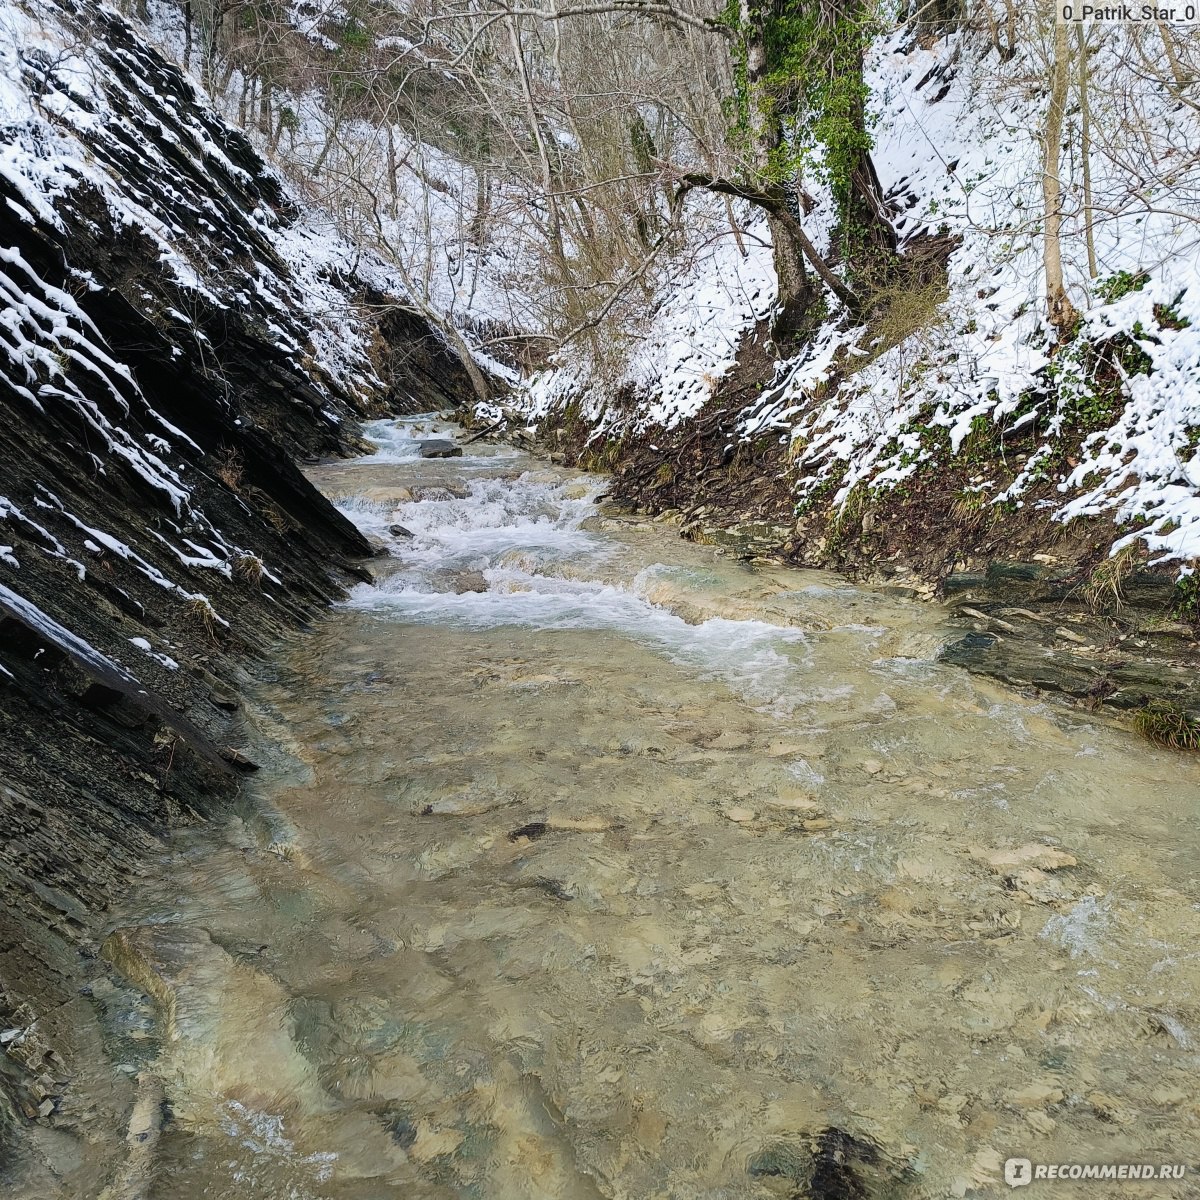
top-left (520, 210), bottom-right (779, 433)
top-left (508, 21), bottom-right (1200, 572)
top-left (0, 0), bottom-right (473, 658)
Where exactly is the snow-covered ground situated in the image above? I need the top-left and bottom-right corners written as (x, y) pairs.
top-left (519, 211), bottom-right (778, 435)
top-left (761, 26), bottom-right (1200, 569)
top-left (508, 22), bottom-right (1200, 570)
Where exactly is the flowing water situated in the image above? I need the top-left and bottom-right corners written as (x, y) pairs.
top-left (92, 417), bottom-right (1200, 1198)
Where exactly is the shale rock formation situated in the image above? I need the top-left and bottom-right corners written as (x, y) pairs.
top-left (0, 0), bottom-right (470, 1172)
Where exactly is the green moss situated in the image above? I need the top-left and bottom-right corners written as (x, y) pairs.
top-left (723, 0), bottom-right (879, 256)
top-left (574, 432), bottom-right (625, 473)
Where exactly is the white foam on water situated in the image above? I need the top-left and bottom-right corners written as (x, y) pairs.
top-left (220, 1100), bottom-right (338, 1185)
top-left (1039, 895), bottom-right (1115, 961)
top-left (331, 494), bottom-right (399, 540)
top-left (339, 445), bottom-right (817, 707)
top-left (349, 565), bottom-right (810, 710)
top-left (354, 417), bottom-right (435, 464)
top-left (390, 476), bottom-right (605, 571)
top-left (335, 473), bottom-right (606, 573)
top-left (354, 417), bottom-right (524, 466)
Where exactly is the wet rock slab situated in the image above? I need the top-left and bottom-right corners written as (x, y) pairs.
top-left (940, 598), bottom-right (1200, 715)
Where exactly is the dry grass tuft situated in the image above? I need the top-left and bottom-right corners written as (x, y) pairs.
top-left (183, 596), bottom-right (219, 639)
top-left (233, 554), bottom-right (265, 585)
top-left (1081, 542), bottom-right (1139, 613)
top-left (213, 447), bottom-right (244, 491)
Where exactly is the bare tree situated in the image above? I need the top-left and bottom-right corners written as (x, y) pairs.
top-left (1041, 16), bottom-right (1078, 335)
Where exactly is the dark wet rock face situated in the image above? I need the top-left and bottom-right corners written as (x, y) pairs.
top-left (939, 571), bottom-right (1200, 718)
top-left (0, 0), bottom-right (471, 1171)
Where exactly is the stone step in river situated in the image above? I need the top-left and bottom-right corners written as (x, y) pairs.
top-left (84, 416), bottom-right (1200, 1198)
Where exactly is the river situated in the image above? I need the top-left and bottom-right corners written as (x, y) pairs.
top-left (92, 416), bottom-right (1200, 1198)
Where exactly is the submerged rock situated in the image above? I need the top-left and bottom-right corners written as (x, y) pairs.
top-left (411, 484), bottom-right (470, 501)
top-left (430, 569), bottom-right (488, 593)
top-left (748, 1129), bottom-right (913, 1199)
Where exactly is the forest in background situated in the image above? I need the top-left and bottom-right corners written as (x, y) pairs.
top-left (116, 0), bottom-right (1200, 579)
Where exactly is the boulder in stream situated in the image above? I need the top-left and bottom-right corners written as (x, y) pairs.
top-left (418, 439), bottom-right (464, 459)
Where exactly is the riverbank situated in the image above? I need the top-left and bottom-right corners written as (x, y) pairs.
top-left (0, 1), bottom-right (475, 1180)
top-left (474, 396), bottom-right (1200, 742)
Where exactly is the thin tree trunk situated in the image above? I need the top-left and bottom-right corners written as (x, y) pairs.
top-left (386, 125), bottom-right (399, 220)
top-left (471, 160), bottom-right (490, 246)
top-left (1042, 19), bottom-right (1078, 337)
top-left (259, 77), bottom-right (273, 140)
top-left (1076, 25), bottom-right (1097, 280)
top-left (312, 114), bottom-right (341, 177)
top-left (505, 15), bottom-right (565, 266)
top-left (1001, 0), bottom-right (1017, 61)
top-left (1156, 21), bottom-right (1189, 89)
top-left (767, 212), bottom-right (812, 335)
top-left (724, 194), bottom-right (747, 258)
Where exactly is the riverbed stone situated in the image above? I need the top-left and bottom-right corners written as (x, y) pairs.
top-left (972, 844), bottom-right (1077, 872)
top-left (412, 484), bottom-right (471, 500)
top-left (704, 730), bottom-right (752, 751)
top-left (418, 439), bottom-right (463, 459)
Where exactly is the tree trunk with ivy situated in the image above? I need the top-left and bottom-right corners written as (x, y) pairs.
top-left (811, 0), bottom-right (895, 269)
top-left (737, 0), bottom-right (817, 337)
top-left (727, 0), bottom-right (894, 328)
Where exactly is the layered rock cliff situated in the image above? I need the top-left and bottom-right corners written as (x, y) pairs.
top-left (0, 0), bottom-right (471, 1175)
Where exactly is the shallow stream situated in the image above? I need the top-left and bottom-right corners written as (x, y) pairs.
top-left (95, 418), bottom-right (1200, 1197)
